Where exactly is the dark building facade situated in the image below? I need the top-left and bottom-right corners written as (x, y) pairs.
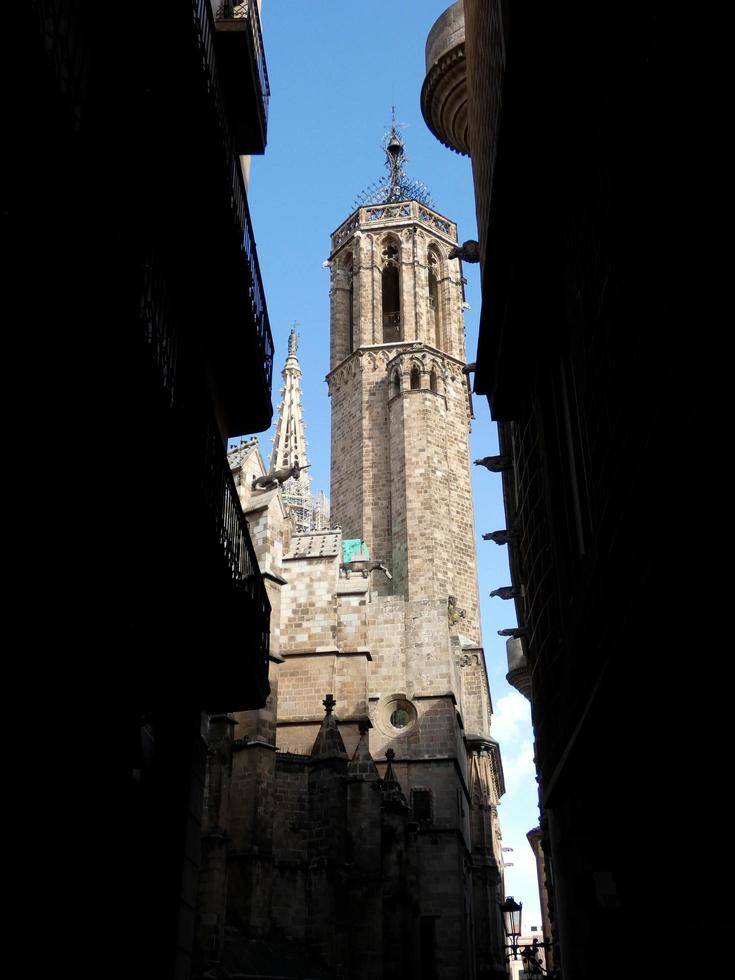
top-left (14, 4), bottom-right (274, 979)
top-left (423, 3), bottom-right (699, 978)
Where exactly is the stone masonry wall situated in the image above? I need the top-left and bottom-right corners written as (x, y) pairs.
top-left (385, 351), bottom-right (482, 642)
top-left (281, 555), bottom-right (338, 652)
top-left (277, 655), bottom-right (369, 757)
top-left (416, 832), bottom-right (471, 980)
top-left (457, 646), bottom-right (492, 737)
top-left (329, 357), bottom-right (364, 541)
top-left (226, 741), bottom-right (277, 937)
top-left (361, 351), bottom-right (393, 567)
top-left (270, 755), bottom-right (309, 939)
top-left (442, 361), bottom-right (481, 641)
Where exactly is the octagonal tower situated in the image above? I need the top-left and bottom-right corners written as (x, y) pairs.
top-left (327, 131), bottom-right (480, 636)
top-left (323, 124), bottom-right (508, 979)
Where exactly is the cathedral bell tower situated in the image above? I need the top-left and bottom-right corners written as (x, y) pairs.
top-left (327, 124), bottom-right (479, 636)
top-left (323, 123), bottom-right (508, 979)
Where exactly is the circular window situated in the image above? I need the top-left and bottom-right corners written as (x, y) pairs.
top-left (375, 695), bottom-right (418, 737)
top-left (390, 708), bottom-right (410, 729)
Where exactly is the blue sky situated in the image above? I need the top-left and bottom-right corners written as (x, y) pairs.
top-left (241, 0), bottom-right (541, 929)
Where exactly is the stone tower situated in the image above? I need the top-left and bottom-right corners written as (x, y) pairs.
top-left (324, 124), bottom-right (508, 979)
top-left (206, 127), bottom-right (509, 980)
top-left (329, 127), bottom-right (479, 630)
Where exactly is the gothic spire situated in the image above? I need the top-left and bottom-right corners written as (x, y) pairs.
top-left (310, 693), bottom-right (348, 759)
top-left (348, 718), bottom-right (379, 779)
top-left (380, 748), bottom-right (409, 807)
top-left (270, 326), bottom-right (317, 533)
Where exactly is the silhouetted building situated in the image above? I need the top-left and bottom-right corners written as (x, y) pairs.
top-left (15, 4), bottom-right (274, 979)
top-left (423, 2), bottom-right (698, 978)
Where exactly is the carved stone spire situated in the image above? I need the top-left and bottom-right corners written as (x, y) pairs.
top-left (310, 693), bottom-right (347, 759)
top-left (348, 718), bottom-right (379, 778)
top-left (270, 326), bottom-right (319, 533)
top-left (381, 748), bottom-right (408, 807)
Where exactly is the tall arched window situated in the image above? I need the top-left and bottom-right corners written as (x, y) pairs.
top-left (345, 254), bottom-right (355, 352)
top-left (391, 370), bottom-right (401, 398)
top-left (429, 369), bottom-right (438, 393)
top-left (410, 366), bottom-right (421, 390)
top-left (427, 250), bottom-right (441, 349)
top-left (382, 238), bottom-right (401, 343)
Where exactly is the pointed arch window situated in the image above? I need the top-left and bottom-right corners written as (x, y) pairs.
top-left (427, 249), bottom-right (442, 349)
top-left (346, 254), bottom-right (355, 353)
top-left (410, 366), bottom-right (421, 390)
top-left (429, 369), bottom-right (438, 393)
top-left (391, 370), bottom-right (401, 398)
top-left (382, 238), bottom-right (401, 343)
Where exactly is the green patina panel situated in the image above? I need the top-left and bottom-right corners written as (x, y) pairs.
top-left (341, 538), bottom-right (370, 563)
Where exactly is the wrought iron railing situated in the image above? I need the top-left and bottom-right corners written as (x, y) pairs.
top-left (201, 413), bottom-right (271, 669)
top-left (214, 1), bottom-right (270, 123)
top-left (192, 0), bottom-right (274, 395)
top-left (138, 240), bottom-right (270, 669)
top-left (238, 167), bottom-right (275, 390)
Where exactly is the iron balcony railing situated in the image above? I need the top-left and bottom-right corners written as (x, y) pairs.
top-left (201, 411), bottom-right (271, 672)
top-left (140, 240), bottom-right (271, 673)
top-left (240, 173), bottom-right (274, 390)
top-left (215, 2), bottom-right (270, 124)
top-left (193, 0), bottom-right (274, 394)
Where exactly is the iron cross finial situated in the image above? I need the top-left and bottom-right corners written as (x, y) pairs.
top-left (323, 693), bottom-right (336, 715)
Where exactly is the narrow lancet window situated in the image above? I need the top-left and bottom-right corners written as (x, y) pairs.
top-left (429, 370), bottom-right (437, 393)
top-left (410, 366), bottom-right (420, 390)
top-left (346, 255), bottom-right (355, 352)
top-left (382, 239), bottom-right (401, 343)
top-left (428, 250), bottom-right (441, 349)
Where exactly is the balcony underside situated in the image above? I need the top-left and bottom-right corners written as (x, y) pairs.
top-left (117, 339), bottom-right (271, 711)
top-left (215, 18), bottom-right (268, 155)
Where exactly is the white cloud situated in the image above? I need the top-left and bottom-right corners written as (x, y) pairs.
top-left (502, 738), bottom-right (536, 793)
top-left (491, 690), bottom-right (532, 746)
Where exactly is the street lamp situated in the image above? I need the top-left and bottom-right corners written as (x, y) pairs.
top-left (498, 896), bottom-right (558, 978)
top-left (499, 896), bottom-right (523, 953)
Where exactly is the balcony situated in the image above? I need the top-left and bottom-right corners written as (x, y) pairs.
top-left (203, 161), bottom-right (275, 435)
top-left (200, 405), bottom-right (271, 711)
top-left (214, 1), bottom-right (270, 155)
top-left (135, 241), bottom-right (271, 710)
top-left (421, 2), bottom-right (470, 156)
top-left (187, 0), bottom-right (274, 433)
